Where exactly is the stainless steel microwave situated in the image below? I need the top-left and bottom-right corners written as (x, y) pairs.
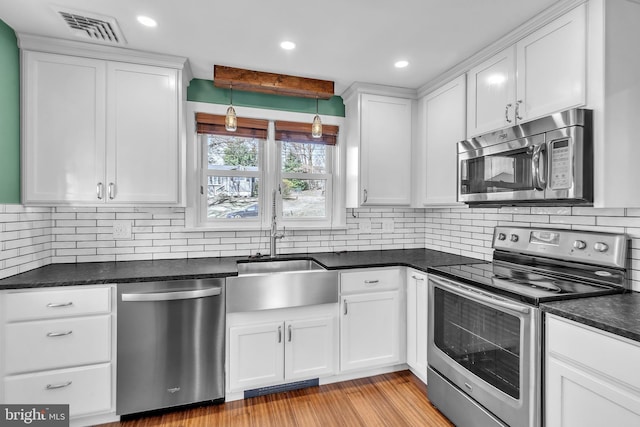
top-left (457, 108), bottom-right (592, 206)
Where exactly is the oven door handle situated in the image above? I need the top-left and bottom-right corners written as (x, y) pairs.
top-left (531, 143), bottom-right (547, 191)
top-left (430, 276), bottom-right (530, 315)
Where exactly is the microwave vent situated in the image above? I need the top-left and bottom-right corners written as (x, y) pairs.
top-left (56, 8), bottom-right (126, 45)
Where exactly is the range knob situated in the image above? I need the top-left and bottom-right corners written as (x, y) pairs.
top-left (497, 233), bottom-right (507, 241)
top-left (510, 234), bottom-right (519, 242)
top-left (594, 242), bottom-right (609, 253)
top-left (573, 240), bottom-right (587, 250)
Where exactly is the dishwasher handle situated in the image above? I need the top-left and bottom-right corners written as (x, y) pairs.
top-left (121, 286), bottom-right (222, 302)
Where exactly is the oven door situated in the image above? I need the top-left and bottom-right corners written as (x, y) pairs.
top-left (458, 133), bottom-right (546, 204)
top-left (427, 275), bottom-right (540, 427)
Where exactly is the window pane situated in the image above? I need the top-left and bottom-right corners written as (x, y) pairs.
top-left (208, 135), bottom-right (260, 171)
top-left (281, 141), bottom-right (327, 174)
top-left (281, 179), bottom-right (326, 218)
top-left (207, 176), bottom-right (260, 219)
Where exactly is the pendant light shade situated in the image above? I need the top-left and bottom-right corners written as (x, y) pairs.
top-left (311, 98), bottom-right (322, 138)
top-left (225, 85), bottom-right (237, 132)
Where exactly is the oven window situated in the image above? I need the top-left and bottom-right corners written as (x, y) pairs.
top-left (460, 147), bottom-right (535, 195)
top-left (433, 287), bottom-right (521, 399)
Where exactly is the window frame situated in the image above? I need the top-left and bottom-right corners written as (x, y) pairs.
top-left (186, 102), bottom-right (346, 231)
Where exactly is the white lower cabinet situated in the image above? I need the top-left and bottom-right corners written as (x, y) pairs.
top-left (0, 285), bottom-right (116, 427)
top-left (545, 314), bottom-right (640, 427)
top-left (4, 364), bottom-right (112, 417)
top-left (340, 268), bottom-right (403, 373)
top-left (227, 305), bottom-right (338, 393)
top-left (406, 269), bottom-right (427, 383)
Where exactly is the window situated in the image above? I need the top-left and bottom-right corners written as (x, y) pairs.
top-left (195, 112), bottom-right (340, 229)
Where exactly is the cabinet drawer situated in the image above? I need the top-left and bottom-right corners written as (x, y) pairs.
top-left (547, 315), bottom-right (640, 390)
top-left (4, 287), bottom-right (111, 321)
top-left (5, 315), bottom-right (111, 374)
top-left (341, 269), bottom-right (400, 293)
top-left (4, 363), bottom-right (112, 417)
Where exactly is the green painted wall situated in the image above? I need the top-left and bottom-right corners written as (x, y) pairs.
top-left (187, 78), bottom-right (345, 117)
top-left (0, 19), bottom-right (20, 204)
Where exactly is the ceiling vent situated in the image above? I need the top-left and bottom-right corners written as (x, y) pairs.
top-left (56, 8), bottom-right (126, 45)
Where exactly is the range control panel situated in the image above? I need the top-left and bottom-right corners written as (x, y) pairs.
top-left (493, 227), bottom-right (628, 268)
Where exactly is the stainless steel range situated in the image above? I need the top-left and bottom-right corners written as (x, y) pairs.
top-left (427, 226), bottom-right (629, 427)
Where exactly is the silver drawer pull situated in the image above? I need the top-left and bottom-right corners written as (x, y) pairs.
top-left (167, 387), bottom-right (181, 394)
top-left (46, 331), bottom-right (73, 337)
top-left (364, 280), bottom-right (379, 284)
top-left (411, 275), bottom-right (425, 281)
top-left (46, 302), bottom-right (73, 308)
top-left (46, 381), bottom-right (72, 390)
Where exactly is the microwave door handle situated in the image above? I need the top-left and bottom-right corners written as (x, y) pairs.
top-left (531, 144), bottom-right (546, 191)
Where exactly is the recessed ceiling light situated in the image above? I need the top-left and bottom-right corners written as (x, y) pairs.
top-left (280, 41), bottom-right (296, 50)
top-left (137, 16), bottom-right (157, 27)
top-left (394, 60), bottom-right (409, 68)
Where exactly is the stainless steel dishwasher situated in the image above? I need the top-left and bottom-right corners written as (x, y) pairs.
top-left (116, 278), bottom-right (225, 415)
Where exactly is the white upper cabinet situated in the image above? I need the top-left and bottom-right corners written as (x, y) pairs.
top-left (417, 75), bottom-right (466, 206)
top-left (467, 4), bottom-right (586, 137)
top-left (21, 40), bottom-right (186, 206)
top-left (106, 62), bottom-right (179, 203)
top-left (587, 0), bottom-right (640, 208)
top-left (344, 85), bottom-right (414, 207)
top-left (22, 52), bottom-right (107, 203)
top-left (516, 5), bottom-right (586, 122)
top-left (467, 48), bottom-right (516, 136)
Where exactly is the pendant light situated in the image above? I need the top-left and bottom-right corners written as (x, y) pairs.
top-left (311, 97), bottom-right (322, 138)
top-left (225, 85), bottom-right (237, 132)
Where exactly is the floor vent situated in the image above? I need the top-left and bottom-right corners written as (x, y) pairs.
top-left (244, 378), bottom-right (319, 399)
top-left (57, 8), bottom-right (126, 45)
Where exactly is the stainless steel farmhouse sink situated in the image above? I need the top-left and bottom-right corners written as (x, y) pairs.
top-left (227, 259), bottom-right (338, 312)
top-left (236, 259), bottom-right (325, 275)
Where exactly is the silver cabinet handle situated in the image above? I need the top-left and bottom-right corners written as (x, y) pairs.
top-left (46, 331), bottom-right (73, 337)
top-left (278, 326), bottom-right (282, 343)
top-left (363, 189), bottom-right (368, 203)
top-left (344, 299), bottom-right (348, 315)
top-left (411, 275), bottom-right (425, 281)
top-left (97, 182), bottom-right (104, 200)
top-left (108, 182), bottom-right (115, 200)
top-left (288, 324), bottom-right (292, 342)
top-left (122, 286), bottom-right (221, 302)
top-left (505, 103), bottom-right (513, 123)
top-left (46, 381), bottom-right (72, 390)
top-left (46, 302), bottom-right (73, 308)
top-left (515, 100), bottom-right (523, 120)
top-left (364, 280), bottom-right (379, 284)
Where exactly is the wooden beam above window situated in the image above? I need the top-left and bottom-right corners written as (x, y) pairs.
top-left (213, 65), bottom-right (334, 100)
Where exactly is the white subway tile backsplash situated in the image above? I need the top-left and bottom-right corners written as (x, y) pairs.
top-left (1, 203), bottom-right (640, 292)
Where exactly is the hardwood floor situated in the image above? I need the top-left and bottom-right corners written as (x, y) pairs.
top-left (100, 370), bottom-right (454, 427)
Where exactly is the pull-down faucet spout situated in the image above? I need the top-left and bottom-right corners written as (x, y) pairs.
top-left (270, 190), bottom-right (284, 257)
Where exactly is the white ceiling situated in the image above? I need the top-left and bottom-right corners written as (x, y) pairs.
top-left (0, 0), bottom-right (558, 95)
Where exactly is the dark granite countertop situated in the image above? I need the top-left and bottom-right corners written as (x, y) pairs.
top-left (0, 248), bottom-right (482, 289)
top-left (542, 292), bottom-right (640, 343)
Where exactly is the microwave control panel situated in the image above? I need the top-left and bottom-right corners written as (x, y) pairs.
top-left (549, 139), bottom-right (572, 190)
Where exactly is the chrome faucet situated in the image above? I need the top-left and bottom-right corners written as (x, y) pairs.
top-left (270, 190), bottom-right (284, 257)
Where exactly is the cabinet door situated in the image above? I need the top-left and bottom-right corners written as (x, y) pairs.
top-left (340, 291), bottom-right (400, 372)
top-left (360, 94), bottom-right (412, 205)
top-left (228, 322), bottom-right (284, 391)
top-left (467, 47), bottom-right (516, 137)
top-left (406, 270), bottom-right (427, 382)
top-left (545, 357), bottom-right (640, 427)
top-left (22, 52), bottom-right (106, 203)
top-left (516, 4), bottom-right (586, 123)
top-left (106, 63), bottom-right (179, 203)
top-left (423, 75), bottom-right (466, 206)
top-left (285, 317), bottom-right (336, 381)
